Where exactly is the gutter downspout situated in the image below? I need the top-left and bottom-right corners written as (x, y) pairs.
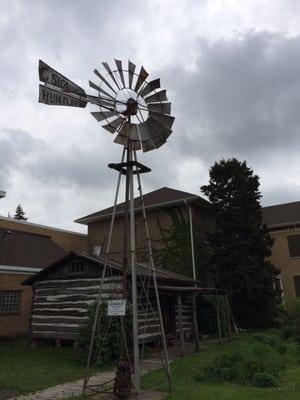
top-left (185, 200), bottom-right (196, 282)
top-left (185, 200), bottom-right (200, 350)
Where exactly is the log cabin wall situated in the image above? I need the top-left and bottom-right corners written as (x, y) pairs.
top-left (31, 276), bottom-right (123, 342)
top-left (175, 296), bottom-right (193, 339)
top-left (31, 279), bottom-right (170, 344)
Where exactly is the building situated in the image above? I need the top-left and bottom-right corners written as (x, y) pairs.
top-left (22, 251), bottom-right (206, 346)
top-left (263, 201), bottom-right (300, 304)
top-left (0, 216), bottom-right (87, 253)
top-left (0, 228), bottom-right (65, 338)
top-left (75, 187), bottom-right (215, 282)
top-left (0, 218), bottom-right (88, 338)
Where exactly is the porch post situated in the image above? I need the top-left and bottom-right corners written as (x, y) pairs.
top-left (224, 294), bottom-right (231, 342)
top-left (215, 294), bottom-right (222, 344)
top-left (192, 293), bottom-right (200, 350)
top-left (177, 294), bottom-right (186, 356)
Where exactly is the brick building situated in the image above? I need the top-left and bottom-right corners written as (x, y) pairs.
top-left (0, 218), bottom-right (87, 338)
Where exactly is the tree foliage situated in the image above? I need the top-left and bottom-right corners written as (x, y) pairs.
top-left (201, 158), bottom-right (280, 328)
top-left (154, 208), bottom-right (209, 282)
top-left (14, 204), bottom-right (27, 221)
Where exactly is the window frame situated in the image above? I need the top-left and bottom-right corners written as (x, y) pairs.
top-left (287, 234), bottom-right (300, 258)
top-left (0, 290), bottom-right (22, 315)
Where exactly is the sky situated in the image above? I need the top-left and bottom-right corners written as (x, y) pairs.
top-left (1, 0), bottom-right (300, 233)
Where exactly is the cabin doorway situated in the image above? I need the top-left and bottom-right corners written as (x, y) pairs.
top-left (160, 295), bottom-right (176, 335)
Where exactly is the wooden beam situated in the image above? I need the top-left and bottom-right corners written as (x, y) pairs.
top-left (177, 294), bottom-right (186, 356)
top-left (224, 294), bottom-right (231, 342)
top-left (192, 293), bottom-right (200, 351)
top-left (215, 294), bottom-right (222, 344)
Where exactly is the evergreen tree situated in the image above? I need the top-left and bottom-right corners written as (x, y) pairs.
top-left (201, 158), bottom-right (279, 328)
top-left (14, 204), bottom-right (28, 221)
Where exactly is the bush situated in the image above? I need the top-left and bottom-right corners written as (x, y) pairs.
top-left (195, 341), bottom-right (284, 387)
top-left (278, 300), bottom-right (300, 343)
top-left (253, 333), bottom-right (287, 354)
top-left (196, 295), bottom-right (228, 336)
top-left (253, 372), bottom-right (279, 387)
top-left (77, 302), bottom-right (132, 366)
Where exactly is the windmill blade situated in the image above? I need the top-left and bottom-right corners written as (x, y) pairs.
top-left (114, 133), bottom-right (141, 149)
top-left (147, 102), bottom-right (171, 115)
top-left (142, 139), bottom-right (156, 152)
top-left (115, 59), bottom-right (126, 88)
top-left (86, 95), bottom-right (115, 110)
top-left (144, 90), bottom-right (168, 104)
top-left (141, 117), bottom-right (172, 144)
top-left (138, 78), bottom-right (161, 98)
top-left (102, 62), bottom-right (121, 90)
top-left (91, 110), bottom-right (117, 122)
top-left (137, 122), bottom-right (152, 142)
top-left (114, 123), bottom-right (141, 149)
top-left (38, 60), bottom-right (86, 96)
top-left (102, 116), bottom-right (125, 133)
top-left (94, 69), bottom-right (117, 94)
top-left (89, 80), bottom-right (115, 100)
top-left (148, 112), bottom-right (175, 130)
top-left (128, 60), bottom-right (136, 89)
top-left (134, 66), bottom-right (149, 93)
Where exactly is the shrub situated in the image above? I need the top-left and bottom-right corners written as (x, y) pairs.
top-left (77, 302), bottom-right (132, 366)
top-left (253, 333), bottom-right (287, 354)
top-left (196, 295), bottom-right (228, 336)
top-left (253, 372), bottom-right (279, 387)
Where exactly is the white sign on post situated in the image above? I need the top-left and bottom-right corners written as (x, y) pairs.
top-left (107, 299), bottom-right (126, 316)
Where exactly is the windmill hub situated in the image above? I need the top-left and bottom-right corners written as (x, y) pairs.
top-left (123, 98), bottom-right (138, 116)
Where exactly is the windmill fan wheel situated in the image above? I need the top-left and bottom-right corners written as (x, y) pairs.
top-left (89, 59), bottom-right (175, 152)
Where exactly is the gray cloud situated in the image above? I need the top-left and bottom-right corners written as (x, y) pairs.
top-left (1, 1), bottom-right (300, 230)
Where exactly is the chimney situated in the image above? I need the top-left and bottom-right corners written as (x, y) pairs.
top-left (93, 245), bottom-right (101, 257)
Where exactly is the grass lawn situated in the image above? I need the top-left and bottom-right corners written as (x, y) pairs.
top-left (142, 333), bottom-right (300, 400)
top-left (0, 340), bottom-right (96, 398)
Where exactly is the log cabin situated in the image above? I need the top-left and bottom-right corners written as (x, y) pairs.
top-left (22, 251), bottom-right (220, 347)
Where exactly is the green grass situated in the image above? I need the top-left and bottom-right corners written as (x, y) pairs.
top-left (0, 341), bottom-right (95, 397)
top-left (142, 333), bottom-right (300, 400)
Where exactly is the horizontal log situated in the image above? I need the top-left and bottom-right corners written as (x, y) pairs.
top-left (35, 284), bottom-right (122, 295)
top-left (138, 324), bottom-right (161, 335)
top-left (32, 331), bottom-right (76, 340)
top-left (33, 309), bottom-right (88, 317)
top-left (33, 316), bottom-right (88, 325)
top-left (34, 293), bottom-right (122, 303)
top-left (33, 300), bottom-right (91, 310)
top-left (35, 277), bottom-right (122, 287)
top-left (32, 324), bottom-right (80, 333)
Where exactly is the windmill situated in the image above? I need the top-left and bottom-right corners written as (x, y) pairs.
top-left (38, 59), bottom-right (175, 396)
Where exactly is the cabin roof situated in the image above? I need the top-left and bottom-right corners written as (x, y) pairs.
top-left (0, 228), bottom-right (66, 269)
top-left (75, 187), bottom-right (211, 225)
top-left (22, 251), bottom-right (197, 286)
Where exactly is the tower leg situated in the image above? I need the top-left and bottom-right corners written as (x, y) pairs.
top-left (134, 150), bottom-right (171, 393)
top-left (128, 145), bottom-right (140, 393)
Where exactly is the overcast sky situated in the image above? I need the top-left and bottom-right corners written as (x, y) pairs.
top-left (1, 0), bottom-right (300, 233)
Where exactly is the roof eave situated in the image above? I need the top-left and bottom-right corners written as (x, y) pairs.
top-left (75, 196), bottom-right (211, 225)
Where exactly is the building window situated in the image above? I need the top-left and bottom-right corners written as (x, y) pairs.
top-left (287, 234), bottom-right (300, 257)
top-left (294, 276), bottom-right (300, 298)
top-left (0, 290), bottom-right (22, 314)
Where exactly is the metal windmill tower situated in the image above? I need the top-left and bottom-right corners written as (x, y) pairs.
top-left (38, 59), bottom-right (175, 396)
